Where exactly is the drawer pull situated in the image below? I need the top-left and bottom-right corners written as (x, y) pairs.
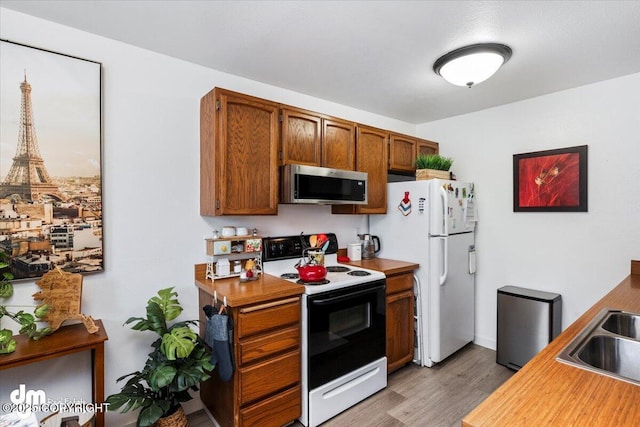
top-left (241, 297), bottom-right (299, 313)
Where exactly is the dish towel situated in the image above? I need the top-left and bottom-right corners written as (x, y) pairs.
top-left (203, 305), bottom-right (235, 382)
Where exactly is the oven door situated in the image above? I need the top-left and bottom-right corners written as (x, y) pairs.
top-left (307, 280), bottom-right (386, 389)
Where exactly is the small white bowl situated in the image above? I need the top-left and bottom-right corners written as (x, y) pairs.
top-left (236, 226), bottom-right (248, 236)
top-left (221, 226), bottom-right (236, 237)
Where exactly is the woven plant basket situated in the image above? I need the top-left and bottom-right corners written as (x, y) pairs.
top-left (416, 168), bottom-right (450, 180)
top-left (153, 406), bottom-right (188, 427)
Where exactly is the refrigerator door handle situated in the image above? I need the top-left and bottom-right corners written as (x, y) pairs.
top-left (439, 237), bottom-right (448, 286)
top-left (439, 186), bottom-right (448, 236)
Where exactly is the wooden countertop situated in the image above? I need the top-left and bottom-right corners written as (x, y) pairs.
top-left (343, 257), bottom-right (419, 276)
top-left (194, 264), bottom-right (303, 307)
top-left (463, 260), bottom-right (640, 426)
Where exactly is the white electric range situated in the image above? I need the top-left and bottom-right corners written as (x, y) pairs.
top-left (262, 253), bottom-right (386, 294)
top-left (262, 234), bottom-right (387, 427)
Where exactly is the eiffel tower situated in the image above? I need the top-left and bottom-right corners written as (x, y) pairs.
top-left (0, 73), bottom-right (64, 202)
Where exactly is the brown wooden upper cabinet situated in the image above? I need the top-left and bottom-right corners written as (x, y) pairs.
top-left (280, 106), bottom-right (355, 170)
top-left (389, 133), bottom-right (417, 174)
top-left (200, 88), bottom-right (279, 216)
top-left (389, 135), bottom-right (440, 174)
top-left (332, 125), bottom-right (388, 215)
top-left (417, 138), bottom-right (439, 158)
top-left (200, 88), bottom-right (440, 216)
top-left (280, 107), bottom-right (321, 166)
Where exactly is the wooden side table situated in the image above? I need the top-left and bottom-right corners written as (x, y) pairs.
top-left (0, 319), bottom-right (108, 427)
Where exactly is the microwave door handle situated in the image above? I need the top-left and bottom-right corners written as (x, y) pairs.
top-left (311, 284), bottom-right (385, 305)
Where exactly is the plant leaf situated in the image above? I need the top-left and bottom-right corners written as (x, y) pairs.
top-left (160, 326), bottom-right (196, 360)
top-left (34, 304), bottom-right (49, 318)
top-left (16, 311), bottom-right (35, 325)
top-left (415, 154), bottom-right (453, 171)
top-left (143, 302), bottom-right (168, 335)
top-left (138, 402), bottom-right (168, 427)
top-left (0, 281), bottom-right (13, 298)
top-left (105, 393), bottom-right (133, 412)
top-left (0, 329), bottom-right (13, 344)
top-left (148, 365), bottom-right (177, 390)
top-left (150, 287), bottom-right (183, 322)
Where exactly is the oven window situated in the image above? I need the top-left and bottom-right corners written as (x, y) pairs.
top-left (307, 280), bottom-right (386, 389)
top-left (329, 302), bottom-right (371, 338)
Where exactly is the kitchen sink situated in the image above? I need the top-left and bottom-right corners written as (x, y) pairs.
top-left (557, 309), bottom-right (640, 385)
top-left (577, 335), bottom-right (640, 381)
top-left (601, 312), bottom-right (640, 340)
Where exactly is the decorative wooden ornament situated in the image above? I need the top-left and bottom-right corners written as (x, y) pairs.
top-left (33, 268), bottom-right (99, 334)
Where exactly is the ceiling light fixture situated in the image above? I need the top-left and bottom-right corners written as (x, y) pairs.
top-left (433, 43), bottom-right (512, 88)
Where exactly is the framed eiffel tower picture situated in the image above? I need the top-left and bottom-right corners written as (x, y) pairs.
top-left (0, 39), bottom-right (102, 281)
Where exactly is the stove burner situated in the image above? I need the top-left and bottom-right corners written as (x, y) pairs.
top-left (297, 279), bottom-right (330, 286)
top-left (280, 273), bottom-right (299, 279)
top-left (326, 266), bottom-right (351, 273)
top-left (347, 270), bottom-right (371, 277)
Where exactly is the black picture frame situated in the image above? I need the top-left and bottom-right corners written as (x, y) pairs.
top-left (0, 39), bottom-right (103, 281)
top-left (513, 145), bottom-right (588, 212)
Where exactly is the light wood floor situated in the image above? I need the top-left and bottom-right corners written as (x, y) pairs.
top-left (188, 344), bottom-right (514, 427)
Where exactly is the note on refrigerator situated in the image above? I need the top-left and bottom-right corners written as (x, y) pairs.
top-left (465, 199), bottom-right (477, 223)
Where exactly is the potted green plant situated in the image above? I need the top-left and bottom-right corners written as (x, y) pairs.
top-left (0, 250), bottom-right (51, 354)
top-left (415, 154), bottom-right (454, 180)
top-left (106, 287), bottom-right (213, 427)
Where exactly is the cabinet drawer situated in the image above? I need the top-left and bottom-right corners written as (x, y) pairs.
top-left (238, 325), bottom-right (300, 365)
top-left (386, 273), bottom-right (414, 294)
top-left (239, 350), bottom-right (300, 405)
top-left (238, 298), bottom-right (300, 338)
top-left (240, 384), bottom-right (301, 427)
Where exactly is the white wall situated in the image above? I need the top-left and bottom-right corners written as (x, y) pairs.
top-left (4, 7), bottom-right (640, 425)
top-left (0, 8), bottom-right (413, 426)
top-left (417, 73), bottom-right (640, 349)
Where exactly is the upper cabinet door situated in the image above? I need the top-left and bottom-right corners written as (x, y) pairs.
top-left (416, 138), bottom-right (439, 158)
top-left (389, 133), bottom-right (417, 173)
top-left (356, 125), bottom-right (388, 214)
top-left (280, 107), bottom-right (354, 170)
top-left (322, 118), bottom-right (356, 170)
top-left (333, 125), bottom-right (388, 215)
top-left (280, 107), bottom-right (322, 166)
top-left (200, 88), bottom-right (279, 216)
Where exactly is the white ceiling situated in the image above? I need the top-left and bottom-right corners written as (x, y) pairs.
top-left (2, 0), bottom-right (640, 124)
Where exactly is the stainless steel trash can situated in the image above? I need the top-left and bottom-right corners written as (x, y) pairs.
top-left (497, 286), bottom-right (562, 370)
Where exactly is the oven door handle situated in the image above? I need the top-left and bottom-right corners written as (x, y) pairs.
top-left (310, 284), bottom-right (385, 305)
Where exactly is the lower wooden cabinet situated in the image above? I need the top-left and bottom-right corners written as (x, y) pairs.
top-left (385, 272), bottom-right (415, 373)
top-left (240, 385), bottom-right (301, 426)
top-left (199, 290), bottom-right (302, 427)
top-left (239, 351), bottom-right (300, 405)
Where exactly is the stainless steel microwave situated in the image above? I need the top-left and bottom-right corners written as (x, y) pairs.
top-left (280, 164), bottom-right (368, 205)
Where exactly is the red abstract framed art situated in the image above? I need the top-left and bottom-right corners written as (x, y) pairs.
top-left (513, 145), bottom-right (588, 212)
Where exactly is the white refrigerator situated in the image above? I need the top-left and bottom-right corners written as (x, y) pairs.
top-left (370, 179), bottom-right (477, 367)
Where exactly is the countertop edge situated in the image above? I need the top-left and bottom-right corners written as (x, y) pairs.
top-left (343, 257), bottom-right (419, 276)
top-left (194, 264), bottom-right (303, 307)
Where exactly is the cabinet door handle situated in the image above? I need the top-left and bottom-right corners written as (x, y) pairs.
top-left (240, 297), bottom-right (299, 313)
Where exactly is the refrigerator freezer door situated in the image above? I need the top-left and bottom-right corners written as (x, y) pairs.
top-left (371, 181), bottom-right (431, 264)
top-left (430, 179), bottom-right (476, 236)
top-left (428, 232), bottom-right (475, 364)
